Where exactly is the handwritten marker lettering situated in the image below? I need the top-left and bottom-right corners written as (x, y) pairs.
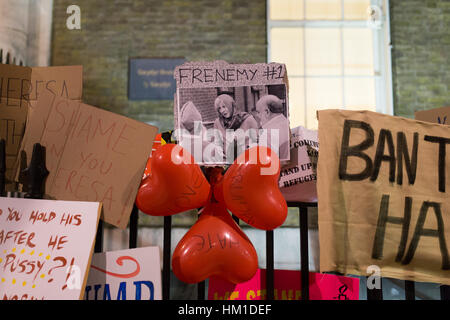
top-left (0, 197), bottom-right (100, 299)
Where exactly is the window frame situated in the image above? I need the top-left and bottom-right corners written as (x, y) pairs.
top-left (266, 0), bottom-right (394, 128)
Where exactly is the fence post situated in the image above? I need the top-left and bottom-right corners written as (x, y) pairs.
top-left (129, 205), bottom-right (139, 249)
top-left (0, 139), bottom-right (5, 197)
top-left (266, 230), bottom-right (274, 300)
top-left (441, 285), bottom-right (450, 300)
top-left (405, 280), bottom-right (415, 300)
top-left (163, 215), bottom-right (172, 300)
top-left (299, 204), bottom-right (310, 300)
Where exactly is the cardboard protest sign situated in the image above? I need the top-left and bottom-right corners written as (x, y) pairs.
top-left (415, 106), bottom-right (449, 125)
top-left (0, 64), bottom-right (82, 191)
top-left (279, 126), bottom-right (318, 202)
top-left (173, 61), bottom-right (290, 165)
top-left (208, 269), bottom-right (359, 300)
top-left (1, 64), bottom-right (32, 190)
top-left (0, 197), bottom-right (101, 300)
top-left (17, 91), bottom-right (158, 229)
top-left (317, 109), bottom-right (450, 284)
top-left (85, 247), bottom-right (162, 300)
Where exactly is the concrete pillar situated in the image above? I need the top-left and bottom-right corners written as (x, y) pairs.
top-left (0, 0), bottom-right (53, 66)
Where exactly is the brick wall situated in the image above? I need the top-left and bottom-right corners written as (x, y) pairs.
top-left (50, 0), bottom-right (448, 228)
top-left (51, 0), bottom-right (267, 132)
top-left (51, 0), bottom-right (266, 227)
top-left (178, 87), bottom-right (218, 124)
top-left (390, 0), bottom-right (449, 118)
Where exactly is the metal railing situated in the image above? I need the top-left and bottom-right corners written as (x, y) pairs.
top-left (1, 139), bottom-right (449, 300)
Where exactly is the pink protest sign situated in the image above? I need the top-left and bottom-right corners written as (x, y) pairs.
top-left (208, 269), bottom-right (359, 300)
top-left (0, 197), bottom-right (101, 300)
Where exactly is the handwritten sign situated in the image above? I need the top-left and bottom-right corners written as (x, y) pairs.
top-left (174, 61), bottom-right (290, 165)
top-left (84, 247), bottom-right (161, 300)
top-left (317, 109), bottom-right (450, 284)
top-left (415, 106), bottom-right (450, 125)
top-left (129, 58), bottom-right (185, 100)
top-left (0, 64), bottom-right (32, 190)
top-left (0, 197), bottom-right (101, 300)
top-left (0, 64), bottom-right (83, 192)
top-left (208, 269), bottom-right (359, 300)
top-left (279, 126), bottom-right (318, 202)
top-left (174, 61), bottom-right (287, 88)
top-left (17, 91), bottom-right (158, 229)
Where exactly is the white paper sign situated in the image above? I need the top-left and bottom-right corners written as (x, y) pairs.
top-left (84, 247), bottom-right (162, 300)
top-left (279, 126), bottom-right (318, 202)
top-left (0, 197), bottom-right (101, 300)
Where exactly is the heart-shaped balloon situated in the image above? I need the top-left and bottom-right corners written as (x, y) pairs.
top-left (142, 133), bottom-right (162, 180)
top-left (135, 143), bottom-right (211, 216)
top-left (215, 146), bottom-right (287, 230)
top-left (172, 201), bottom-right (258, 284)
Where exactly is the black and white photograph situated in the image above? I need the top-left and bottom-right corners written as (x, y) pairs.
top-left (175, 84), bottom-right (290, 165)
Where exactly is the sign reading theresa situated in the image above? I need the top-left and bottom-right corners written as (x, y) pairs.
top-left (317, 109), bottom-right (450, 285)
top-left (128, 58), bottom-right (185, 100)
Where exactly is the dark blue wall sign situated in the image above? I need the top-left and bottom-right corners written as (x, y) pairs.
top-left (128, 58), bottom-right (185, 100)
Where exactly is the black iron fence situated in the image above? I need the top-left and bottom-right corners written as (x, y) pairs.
top-left (1, 140), bottom-right (449, 300)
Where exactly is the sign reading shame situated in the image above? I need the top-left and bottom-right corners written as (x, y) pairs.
top-left (17, 91), bottom-right (158, 229)
top-left (0, 64), bottom-right (82, 192)
top-left (317, 110), bottom-right (450, 284)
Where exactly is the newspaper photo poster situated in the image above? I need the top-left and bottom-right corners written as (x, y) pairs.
top-left (317, 109), bottom-right (450, 284)
top-left (173, 61), bottom-right (290, 165)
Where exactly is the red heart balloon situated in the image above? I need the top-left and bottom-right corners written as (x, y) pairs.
top-left (142, 133), bottom-right (162, 180)
top-left (172, 201), bottom-right (258, 284)
top-left (135, 143), bottom-right (211, 216)
top-left (215, 146), bottom-right (287, 230)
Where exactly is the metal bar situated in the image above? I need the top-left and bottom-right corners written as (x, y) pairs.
top-left (367, 279), bottom-right (383, 300)
top-left (197, 281), bottom-right (205, 300)
top-left (299, 205), bottom-right (309, 300)
top-left (23, 144), bottom-right (48, 200)
top-left (129, 205), bottom-right (139, 249)
top-left (287, 201), bottom-right (317, 208)
top-left (267, 20), bottom-right (369, 28)
top-left (266, 230), bottom-right (274, 300)
top-left (94, 220), bottom-right (103, 253)
top-left (197, 209), bottom-right (205, 300)
top-left (441, 285), bottom-right (450, 300)
top-left (163, 215), bottom-right (172, 300)
top-left (0, 139), bottom-right (5, 197)
top-left (405, 280), bottom-right (415, 300)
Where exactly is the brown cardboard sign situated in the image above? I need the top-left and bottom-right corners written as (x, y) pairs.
top-left (0, 64), bottom-right (32, 189)
top-left (317, 109), bottom-right (450, 285)
top-left (18, 91), bottom-right (158, 229)
top-left (0, 64), bottom-right (83, 191)
top-left (415, 106), bottom-right (450, 125)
